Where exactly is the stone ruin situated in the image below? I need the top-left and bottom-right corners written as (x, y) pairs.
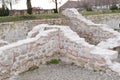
top-left (0, 8), bottom-right (120, 79)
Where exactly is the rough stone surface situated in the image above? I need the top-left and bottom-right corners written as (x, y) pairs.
top-left (62, 9), bottom-right (119, 45)
top-left (0, 18), bottom-right (69, 43)
top-left (1, 9), bottom-right (120, 79)
top-left (0, 24), bottom-right (118, 80)
top-left (85, 13), bottom-right (120, 30)
top-left (62, 8), bottom-right (120, 75)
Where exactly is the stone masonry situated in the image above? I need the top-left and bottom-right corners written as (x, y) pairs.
top-left (0, 24), bottom-right (118, 80)
top-left (0, 18), bottom-right (69, 43)
top-left (0, 9), bottom-right (120, 80)
top-left (63, 8), bottom-right (120, 75)
top-left (85, 13), bottom-right (120, 30)
top-left (62, 9), bottom-right (119, 45)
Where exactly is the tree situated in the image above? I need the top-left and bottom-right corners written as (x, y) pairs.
top-left (27, 0), bottom-right (32, 14)
top-left (0, 0), bottom-right (20, 10)
top-left (9, 0), bottom-right (12, 10)
top-left (52, 0), bottom-right (62, 13)
top-left (2, 0), bottom-right (6, 7)
top-left (0, 0), bottom-right (9, 16)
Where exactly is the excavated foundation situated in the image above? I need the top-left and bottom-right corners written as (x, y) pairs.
top-left (0, 9), bottom-right (120, 80)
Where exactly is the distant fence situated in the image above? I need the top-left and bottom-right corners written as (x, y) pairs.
top-left (9, 9), bottom-right (55, 16)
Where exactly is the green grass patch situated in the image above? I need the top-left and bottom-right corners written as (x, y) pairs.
top-left (28, 66), bottom-right (39, 71)
top-left (19, 66), bottom-right (39, 75)
top-left (0, 13), bottom-right (61, 23)
top-left (46, 59), bottom-right (60, 65)
top-left (93, 69), bottom-right (97, 72)
top-left (81, 10), bottom-right (120, 16)
top-left (71, 62), bottom-right (75, 65)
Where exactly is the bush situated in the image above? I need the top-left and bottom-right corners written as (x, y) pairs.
top-left (46, 59), bottom-right (60, 65)
top-left (27, 8), bottom-right (32, 14)
top-left (0, 6), bottom-right (9, 16)
top-left (86, 7), bottom-right (92, 11)
top-left (84, 5), bottom-right (92, 11)
top-left (110, 5), bottom-right (118, 10)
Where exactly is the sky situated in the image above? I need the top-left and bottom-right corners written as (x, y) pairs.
top-left (4, 0), bottom-right (69, 10)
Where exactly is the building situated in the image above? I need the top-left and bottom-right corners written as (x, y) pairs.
top-left (59, 0), bottom-right (83, 11)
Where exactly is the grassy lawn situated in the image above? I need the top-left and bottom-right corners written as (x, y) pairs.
top-left (0, 13), bottom-right (61, 23)
top-left (1, 10), bottom-right (120, 23)
top-left (81, 10), bottom-right (120, 16)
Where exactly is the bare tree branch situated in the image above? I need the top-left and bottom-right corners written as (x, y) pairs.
top-left (51, 0), bottom-right (62, 13)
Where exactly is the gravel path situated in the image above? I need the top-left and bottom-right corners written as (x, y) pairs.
top-left (15, 62), bottom-right (120, 80)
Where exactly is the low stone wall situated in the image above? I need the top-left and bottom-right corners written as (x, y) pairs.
top-left (59, 28), bottom-right (107, 70)
top-left (1, 9), bottom-right (120, 80)
top-left (85, 13), bottom-right (120, 30)
top-left (0, 24), bottom-right (118, 80)
top-left (0, 18), bottom-right (69, 43)
top-left (10, 9), bottom-right (54, 16)
top-left (63, 8), bottom-right (120, 75)
top-left (0, 27), bottom-right (60, 79)
top-left (59, 26), bottom-right (118, 71)
top-left (62, 9), bottom-right (120, 45)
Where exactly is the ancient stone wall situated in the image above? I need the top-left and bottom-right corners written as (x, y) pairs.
top-left (85, 13), bottom-right (120, 30)
top-left (0, 24), bottom-right (119, 80)
top-left (59, 26), bottom-right (117, 71)
top-left (1, 9), bottom-right (120, 80)
top-left (63, 9), bottom-right (120, 74)
top-left (10, 9), bottom-right (54, 16)
top-left (0, 27), bottom-right (60, 79)
top-left (0, 18), bottom-right (69, 43)
top-left (62, 9), bottom-right (120, 45)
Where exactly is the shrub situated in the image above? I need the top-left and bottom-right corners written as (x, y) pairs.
top-left (71, 62), bottom-right (75, 65)
top-left (0, 6), bottom-right (9, 16)
top-left (46, 59), bottom-right (59, 65)
top-left (86, 7), bottom-right (92, 11)
top-left (110, 5), bottom-right (118, 10)
top-left (84, 5), bottom-right (92, 11)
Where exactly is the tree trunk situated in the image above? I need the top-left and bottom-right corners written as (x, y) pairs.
top-left (10, 1), bottom-right (12, 10)
top-left (55, 0), bottom-right (58, 13)
top-left (27, 0), bottom-right (32, 14)
top-left (2, 0), bottom-right (5, 7)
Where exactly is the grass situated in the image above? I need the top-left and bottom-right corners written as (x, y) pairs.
top-left (81, 10), bottom-right (120, 16)
top-left (93, 69), bottom-right (97, 72)
top-left (46, 59), bottom-right (60, 65)
top-left (71, 62), bottom-right (75, 65)
top-left (28, 66), bottom-right (39, 71)
top-left (1, 10), bottom-right (120, 23)
top-left (19, 66), bottom-right (39, 75)
top-left (20, 59), bottom-right (59, 75)
top-left (0, 13), bottom-right (61, 23)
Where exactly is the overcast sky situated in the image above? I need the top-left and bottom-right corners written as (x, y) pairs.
top-left (7, 0), bottom-right (68, 10)
top-left (0, 0), bottom-right (79, 10)
top-left (32, 0), bottom-right (68, 9)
